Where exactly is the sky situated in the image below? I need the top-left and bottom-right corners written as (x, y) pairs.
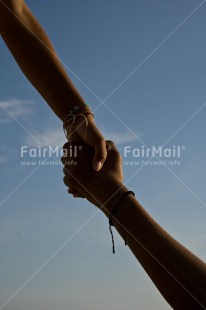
top-left (0, 0), bottom-right (206, 309)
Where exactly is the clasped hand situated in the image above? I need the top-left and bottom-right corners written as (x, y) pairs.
top-left (62, 141), bottom-right (125, 215)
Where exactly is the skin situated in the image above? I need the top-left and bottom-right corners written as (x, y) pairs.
top-left (0, 0), bottom-right (107, 171)
top-left (62, 141), bottom-right (206, 309)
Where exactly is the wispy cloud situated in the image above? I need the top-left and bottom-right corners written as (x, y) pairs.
top-left (24, 126), bottom-right (142, 148)
top-left (0, 99), bottom-right (34, 123)
top-left (101, 128), bottom-right (142, 145)
top-left (25, 127), bottom-right (66, 148)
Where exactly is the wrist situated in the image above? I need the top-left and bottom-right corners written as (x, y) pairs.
top-left (63, 103), bottom-right (93, 141)
top-left (97, 179), bottom-right (129, 217)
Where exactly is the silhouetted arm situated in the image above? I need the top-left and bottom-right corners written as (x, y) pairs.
top-left (62, 141), bottom-right (206, 309)
top-left (0, 0), bottom-right (107, 171)
top-left (0, 0), bottom-right (84, 119)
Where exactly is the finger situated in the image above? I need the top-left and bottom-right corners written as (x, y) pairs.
top-left (92, 139), bottom-right (107, 171)
top-left (63, 166), bottom-right (71, 176)
top-left (106, 140), bottom-right (122, 165)
top-left (62, 142), bottom-right (70, 150)
top-left (63, 175), bottom-right (70, 187)
top-left (61, 142), bottom-right (84, 165)
top-left (64, 177), bottom-right (84, 197)
top-left (106, 140), bottom-right (118, 152)
top-left (68, 187), bottom-right (75, 194)
top-left (64, 175), bottom-right (75, 188)
top-left (67, 188), bottom-right (84, 198)
top-left (73, 192), bottom-right (85, 198)
top-left (61, 142), bottom-right (71, 165)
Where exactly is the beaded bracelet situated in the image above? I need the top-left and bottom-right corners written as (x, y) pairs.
top-left (63, 104), bottom-right (94, 140)
top-left (109, 191), bottom-right (135, 254)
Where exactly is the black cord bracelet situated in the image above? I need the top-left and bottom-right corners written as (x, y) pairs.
top-left (109, 191), bottom-right (135, 254)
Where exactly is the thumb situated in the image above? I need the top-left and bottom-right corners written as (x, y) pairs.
top-left (105, 140), bottom-right (118, 152)
top-left (92, 139), bottom-right (107, 171)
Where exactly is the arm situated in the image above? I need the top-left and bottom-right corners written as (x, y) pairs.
top-left (0, 0), bottom-right (106, 171)
top-left (62, 141), bottom-right (206, 309)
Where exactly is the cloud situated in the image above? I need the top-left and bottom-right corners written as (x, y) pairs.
top-left (0, 99), bottom-right (34, 123)
top-left (25, 127), bottom-right (66, 148)
top-left (101, 128), bottom-right (142, 145)
top-left (24, 125), bottom-right (142, 148)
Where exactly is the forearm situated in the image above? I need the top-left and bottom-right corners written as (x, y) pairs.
top-left (0, 0), bottom-right (84, 120)
top-left (62, 140), bottom-right (206, 307)
top-left (102, 185), bottom-right (206, 309)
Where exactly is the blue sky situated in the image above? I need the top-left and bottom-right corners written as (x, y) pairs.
top-left (0, 0), bottom-right (206, 309)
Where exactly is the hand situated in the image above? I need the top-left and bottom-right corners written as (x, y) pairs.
top-left (62, 141), bottom-right (127, 215)
top-left (65, 114), bottom-right (107, 172)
